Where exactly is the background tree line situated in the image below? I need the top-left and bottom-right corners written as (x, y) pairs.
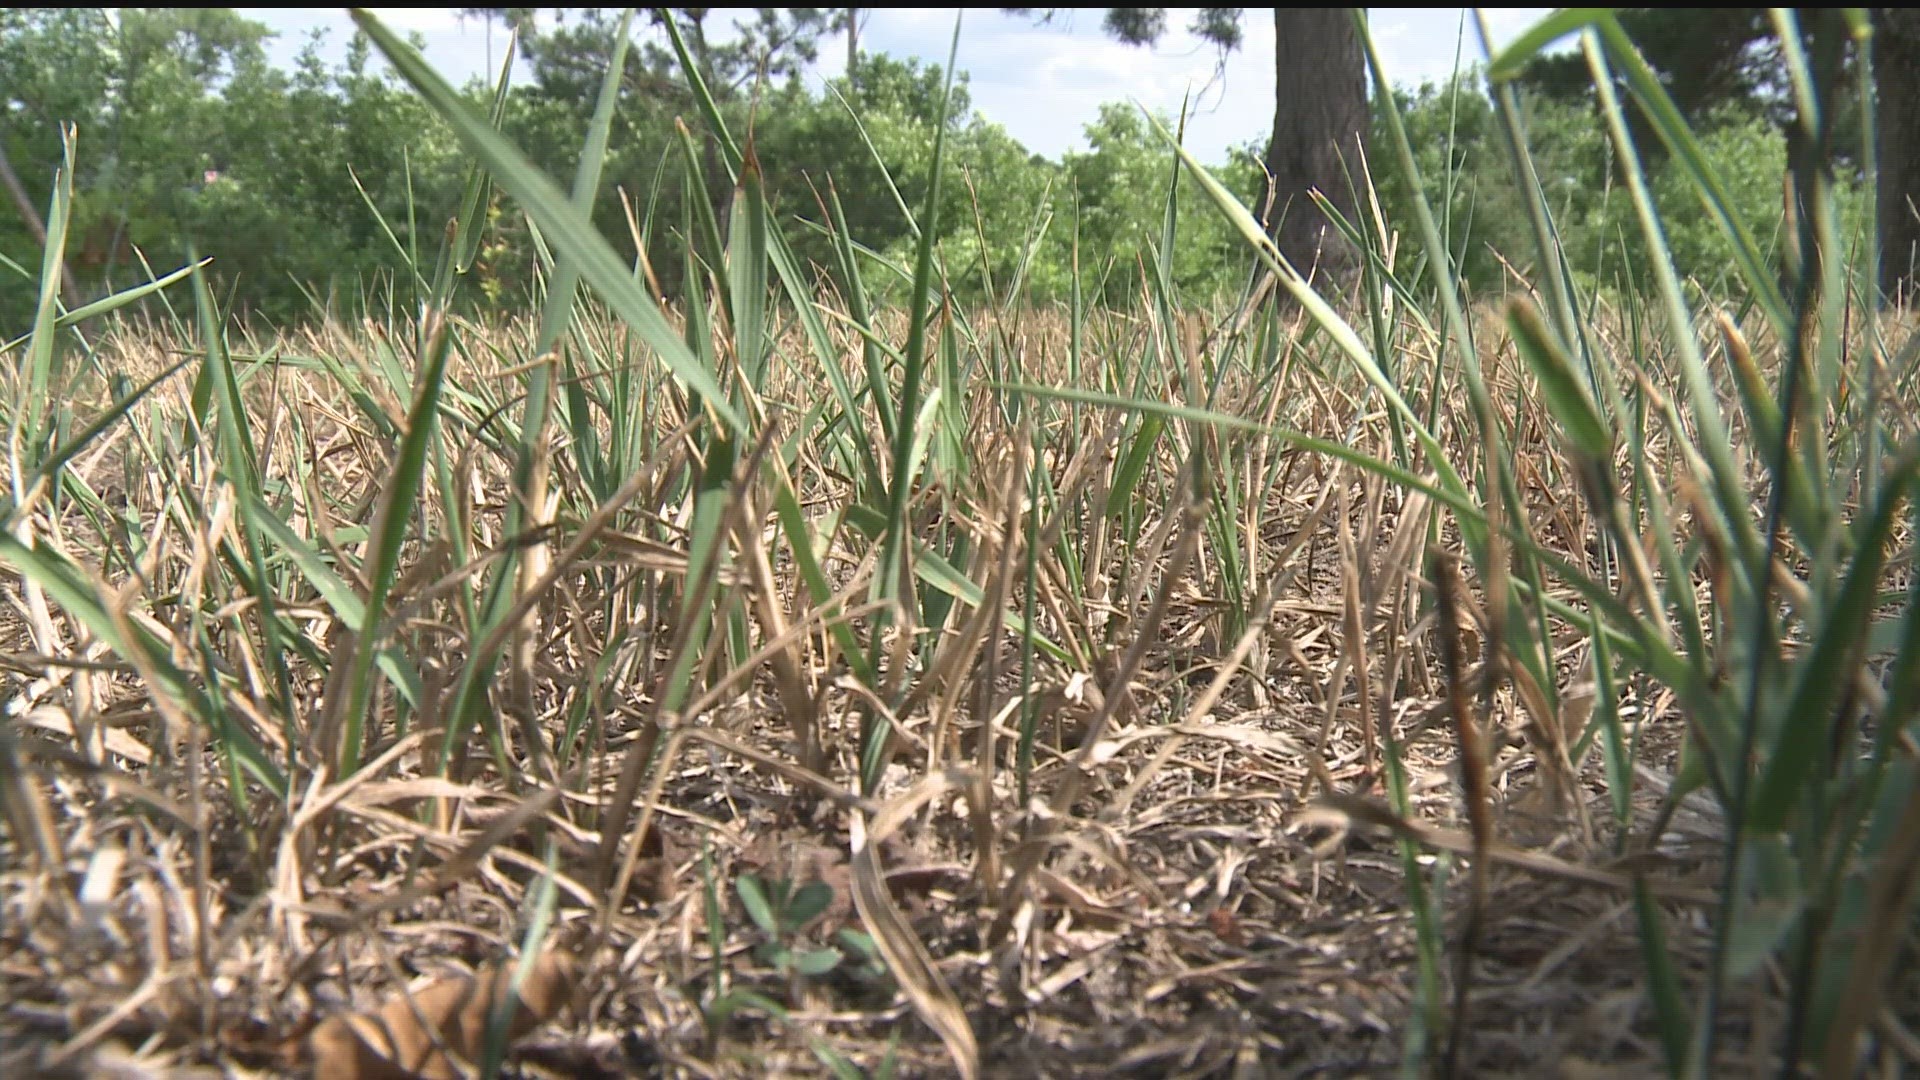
top-left (2, 7), bottom-right (1914, 330)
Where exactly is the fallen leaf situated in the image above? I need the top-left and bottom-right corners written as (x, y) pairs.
top-left (287, 947), bottom-right (579, 1079)
top-left (849, 778), bottom-right (979, 1080)
top-left (1207, 908), bottom-right (1243, 947)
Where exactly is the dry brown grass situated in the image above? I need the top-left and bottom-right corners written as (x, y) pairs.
top-left (0, 299), bottom-right (1914, 1079)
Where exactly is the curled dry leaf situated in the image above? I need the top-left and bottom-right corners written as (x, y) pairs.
top-left (284, 947), bottom-right (580, 1079)
top-left (848, 774), bottom-right (979, 1080)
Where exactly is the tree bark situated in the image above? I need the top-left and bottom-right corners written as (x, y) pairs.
top-left (1266, 7), bottom-right (1367, 290)
top-left (846, 8), bottom-right (859, 85)
top-left (1878, 8), bottom-right (1920, 305)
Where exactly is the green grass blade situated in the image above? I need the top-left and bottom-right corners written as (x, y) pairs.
top-left (350, 9), bottom-right (746, 437)
top-left (19, 126), bottom-right (77, 473)
top-left (0, 532), bottom-right (284, 793)
top-left (1749, 449), bottom-right (1920, 831)
top-left (1590, 14), bottom-right (1791, 335)
top-left (730, 151), bottom-right (772, 393)
top-left (1633, 877), bottom-right (1692, 1076)
top-left (1485, 9), bottom-right (1614, 81)
top-left (327, 306), bottom-right (455, 775)
top-left (1579, 33), bottom-right (1764, 584)
top-left (3, 354), bottom-right (192, 528)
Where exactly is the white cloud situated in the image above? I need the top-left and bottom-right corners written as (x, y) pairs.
top-left (1371, 20), bottom-right (1415, 44)
top-left (356, 8), bottom-right (466, 34)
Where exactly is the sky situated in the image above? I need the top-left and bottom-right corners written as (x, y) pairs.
top-left (238, 8), bottom-right (1561, 165)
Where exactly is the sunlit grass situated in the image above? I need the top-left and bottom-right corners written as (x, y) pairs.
top-left (2, 8), bottom-right (1917, 1078)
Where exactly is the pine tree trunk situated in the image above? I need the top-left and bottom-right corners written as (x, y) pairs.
top-left (1878, 8), bottom-right (1920, 304)
top-left (1265, 7), bottom-right (1367, 290)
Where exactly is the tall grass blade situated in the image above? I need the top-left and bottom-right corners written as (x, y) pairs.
top-left (350, 9), bottom-right (746, 436)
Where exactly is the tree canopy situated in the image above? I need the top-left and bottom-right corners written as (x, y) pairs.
top-left (0, 8), bottom-right (1909, 325)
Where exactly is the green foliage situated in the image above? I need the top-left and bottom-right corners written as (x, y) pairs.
top-left (1, 7), bottom-right (1901, 331)
top-left (5, 8), bottom-right (1920, 1076)
top-left (702, 860), bottom-right (892, 1077)
top-left (1369, 72), bottom-right (1872, 301)
top-left (736, 873), bottom-right (846, 979)
top-left (1060, 105), bottom-right (1262, 302)
top-left (1015, 8), bottom-right (1245, 54)
top-left (2, 9), bottom-right (1273, 327)
top-left (1, 9), bottom-right (466, 326)
top-left (1517, 9), bottom-right (1784, 122)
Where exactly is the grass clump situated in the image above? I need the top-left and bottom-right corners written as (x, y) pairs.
top-left (3, 8), bottom-right (1919, 1078)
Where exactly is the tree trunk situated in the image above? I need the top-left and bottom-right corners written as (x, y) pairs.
top-left (1878, 8), bottom-right (1920, 305)
top-left (1266, 7), bottom-right (1367, 289)
top-left (846, 8), bottom-right (859, 86)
